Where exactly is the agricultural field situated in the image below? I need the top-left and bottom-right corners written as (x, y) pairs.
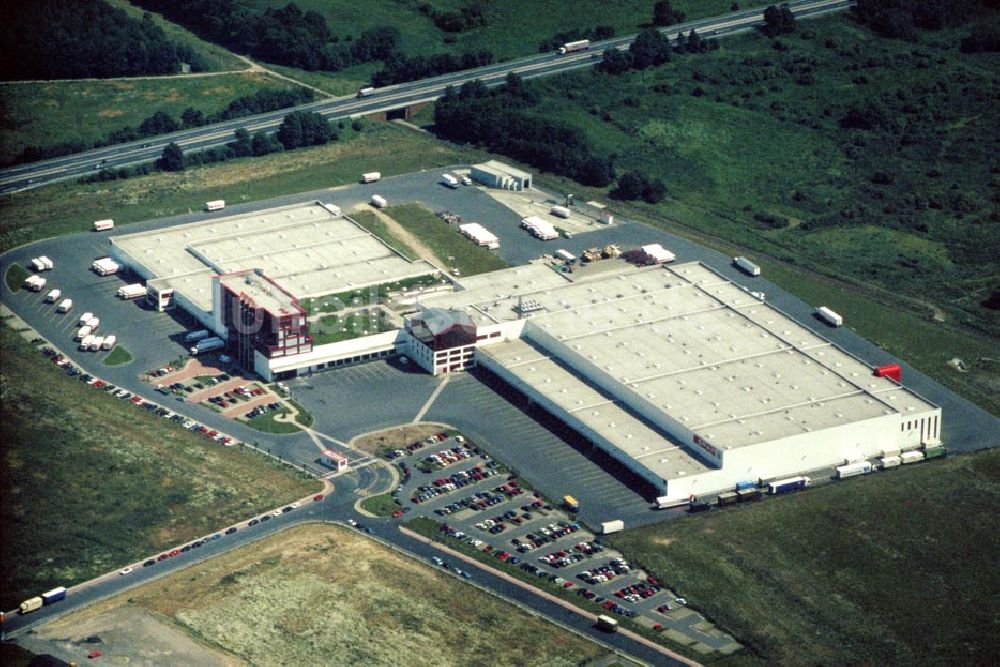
top-left (19, 524), bottom-right (612, 666)
top-left (0, 121), bottom-right (484, 253)
top-left (0, 73), bottom-right (302, 164)
top-left (609, 450), bottom-right (1000, 666)
top-left (0, 322), bottom-right (320, 610)
top-left (377, 203), bottom-right (509, 277)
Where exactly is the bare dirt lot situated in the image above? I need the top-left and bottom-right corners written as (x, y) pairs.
top-left (18, 524), bottom-right (609, 666)
top-left (350, 423), bottom-right (448, 457)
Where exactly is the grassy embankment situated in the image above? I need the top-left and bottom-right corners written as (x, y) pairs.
top-left (5, 263), bottom-right (27, 291)
top-left (609, 450), bottom-right (1000, 666)
top-left (360, 493), bottom-right (402, 517)
top-left (0, 323), bottom-right (320, 610)
top-left (378, 203), bottom-right (509, 277)
top-left (481, 15), bottom-right (1000, 414)
top-left (0, 73), bottom-right (301, 165)
top-left (52, 523), bottom-right (611, 665)
top-left (102, 344), bottom-right (133, 366)
top-left (0, 121), bottom-right (483, 253)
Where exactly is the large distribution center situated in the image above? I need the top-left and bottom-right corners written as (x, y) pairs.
top-left (108, 200), bottom-right (942, 502)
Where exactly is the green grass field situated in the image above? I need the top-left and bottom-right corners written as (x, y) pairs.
top-left (102, 344), bottom-right (134, 366)
top-left (245, 0), bottom-right (769, 64)
top-left (350, 210), bottom-right (420, 260)
top-left (0, 121), bottom-right (484, 252)
top-left (5, 263), bottom-right (27, 291)
top-left (609, 451), bottom-right (1000, 666)
top-left (360, 492), bottom-right (402, 517)
top-left (288, 399), bottom-right (313, 427)
top-left (0, 72), bottom-right (302, 164)
top-left (380, 203), bottom-right (508, 277)
top-left (0, 323), bottom-right (320, 610)
top-left (245, 408), bottom-right (301, 434)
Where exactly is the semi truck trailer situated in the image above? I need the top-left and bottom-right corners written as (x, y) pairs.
top-left (190, 336), bottom-right (225, 355)
top-left (19, 597), bottom-right (43, 614)
top-left (441, 174), bottom-right (459, 188)
top-left (94, 218), bottom-right (115, 231)
top-left (836, 461), bottom-right (873, 479)
top-left (45, 289), bottom-right (61, 303)
top-left (117, 284), bottom-right (147, 300)
top-left (205, 200), bottom-right (226, 211)
top-left (370, 194), bottom-right (387, 208)
top-left (57, 298), bottom-right (73, 313)
top-left (361, 171), bottom-right (381, 183)
top-left (733, 256), bottom-right (761, 276)
top-left (558, 39), bottom-right (590, 54)
top-left (184, 329), bottom-right (211, 343)
top-left (599, 519), bottom-right (624, 534)
top-left (768, 476), bottom-right (811, 495)
top-left (41, 587), bottom-right (67, 605)
top-left (815, 306), bottom-right (843, 327)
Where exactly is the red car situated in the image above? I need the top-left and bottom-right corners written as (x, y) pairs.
top-left (313, 494), bottom-right (324, 502)
top-left (169, 549), bottom-right (181, 557)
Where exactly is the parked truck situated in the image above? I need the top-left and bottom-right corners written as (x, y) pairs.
top-left (370, 194), bottom-right (387, 208)
top-left (655, 496), bottom-right (688, 509)
top-left (733, 256), bottom-right (761, 276)
top-left (190, 336), bottom-right (225, 355)
top-left (361, 171), bottom-right (381, 183)
top-left (117, 283), bottom-right (147, 300)
top-left (441, 174), bottom-right (459, 188)
top-left (599, 519), bottom-right (624, 534)
top-left (24, 275), bottom-right (45, 291)
top-left (78, 312), bottom-right (94, 326)
top-left (93, 218), bottom-right (115, 232)
top-left (550, 205), bottom-right (571, 219)
top-left (767, 476), bottom-right (811, 495)
top-left (19, 597), bottom-right (43, 614)
top-left (717, 491), bottom-right (739, 507)
top-left (39, 256), bottom-right (54, 270)
top-left (85, 316), bottom-right (100, 331)
top-left (558, 39), bottom-right (590, 54)
top-left (815, 306), bottom-right (843, 327)
top-left (79, 334), bottom-right (96, 350)
top-left (900, 450), bottom-right (925, 465)
top-left (76, 325), bottom-right (92, 340)
top-left (57, 298), bottom-right (73, 313)
top-left (92, 258), bottom-right (119, 276)
top-left (836, 460), bottom-right (873, 479)
top-left (357, 86), bottom-right (375, 98)
top-left (563, 495), bottom-right (579, 512)
top-left (205, 199), bottom-right (226, 211)
top-left (44, 289), bottom-right (61, 303)
top-left (102, 335), bottom-right (117, 350)
top-left (184, 329), bottom-right (211, 343)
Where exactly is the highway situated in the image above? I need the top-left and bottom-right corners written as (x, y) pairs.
top-left (0, 0), bottom-right (853, 195)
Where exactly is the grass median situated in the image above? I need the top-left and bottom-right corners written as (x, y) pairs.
top-left (4, 263), bottom-right (27, 291)
top-left (102, 344), bottom-right (133, 367)
top-left (0, 322), bottom-right (320, 610)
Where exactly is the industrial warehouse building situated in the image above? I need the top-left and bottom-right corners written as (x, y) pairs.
top-left (109, 202), bottom-right (440, 379)
top-left (109, 200), bottom-right (942, 502)
top-left (415, 262), bottom-right (942, 502)
top-left (471, 160), bottom-right (533, 191)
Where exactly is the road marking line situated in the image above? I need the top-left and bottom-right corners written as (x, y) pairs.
top-left (412, 375), bottom-right (450, 423)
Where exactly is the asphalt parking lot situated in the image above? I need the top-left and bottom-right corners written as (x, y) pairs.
top-left (387, 432), bottom-right (738, 652)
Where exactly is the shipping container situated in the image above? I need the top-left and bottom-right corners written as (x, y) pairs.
top-left (836, 461), bottom-right (873, 479)
top-left (736, 488), bottom-right (762, 503)
top-left (900, 450), bottom-right (925, 464)
top-left (716, 491), bottom-right (739, 507)
top-left (41, 587), bottom-right (67, 605)
top-left (93, 218), bottom-right (115, 231)
top-left (768, 476), bottom-right (811, 495)
top-left (815, 306), bottom-right (843, 327)
top-left (733, 256), bottom-right (761, 276)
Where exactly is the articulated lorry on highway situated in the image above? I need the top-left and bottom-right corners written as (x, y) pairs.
top-left (733, 256), bottom-right (761, 276)
top-left (558, 39), bottom-right (590, 54)
top-left (815, 306), bottom-right (843, 327)
top-left (19, 586), bottom-right (67, 614)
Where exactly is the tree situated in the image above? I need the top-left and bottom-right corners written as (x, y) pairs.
top-left (653, 1), bottom-right (685, 27)
top-left (157, 142), bottom-right (185, 171)
top-left (181, 107), bottom-right (205, 128)
top-left (138, 110), bottom-right (180, 137)
top-left (629, 28), bottom-right (671, 69)
top-left (576, 157), bottom-right (615, 188)
top-left (760, 5), bottom-right (797, 37)
top-left (612, 171), bottom-right (646, 200)
top-left (598, 47), bottom-right (632, 74)
top-left (229, 127), bottom-right (253, 157)
top-left (642, 178), bottom-right (667, 203)
top-left (252, 130), bottom-right (281, 156)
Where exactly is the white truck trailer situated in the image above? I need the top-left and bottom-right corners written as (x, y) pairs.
top-left (836, 460), bottom-right (873, 479)
top-left (24, 275), bottom-right (46, 291)
top-left (39, 256), bottom-right (53, 270)
top-left (85, 316), bottom-right (100, 331)
top-left (733, 256), bottom-right (761, 276)
top-left (370, 194), bottom-right (387, 208)
top-left (57, 298), bottom-right (73, 313)
top-left (79, 334), bottom-right (96, 350)
top-left (361, 171), bottom-right (381, 183)
top-left (190, 336), bottom-right (225, 355)
top-left (102, 335), bottom-right (117, 350)
top-left (357, 86), bottom-right (375, 98)
top-left (89, 336), bottom-right (105, 351)
top-left (441, 173), bottom-right (459, 188)
top-left (558, 39), bottom-right (590, 54)
top-left (550, 205), bottom-right (571, 219)
top-left (117, 283), bottom-right (147, 300)
top-left (76, 326), bottom-right (93, 341)
top-left (184, 329), bottom-right (211, 343)
top-left (599, 519), bottom-right (624, 535)
top-left (92, 258), bottom-right (119, 276)
top-left (205, 200), bottom-right (226, 211)
top-left (94, 218), bottom-right (115, 231)
top-left (78, 312), bottom-right (93, 326)
top-left (45, 289), bottom-right (61, 303)
top-left (815, 306), bottom-right (843, 327)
